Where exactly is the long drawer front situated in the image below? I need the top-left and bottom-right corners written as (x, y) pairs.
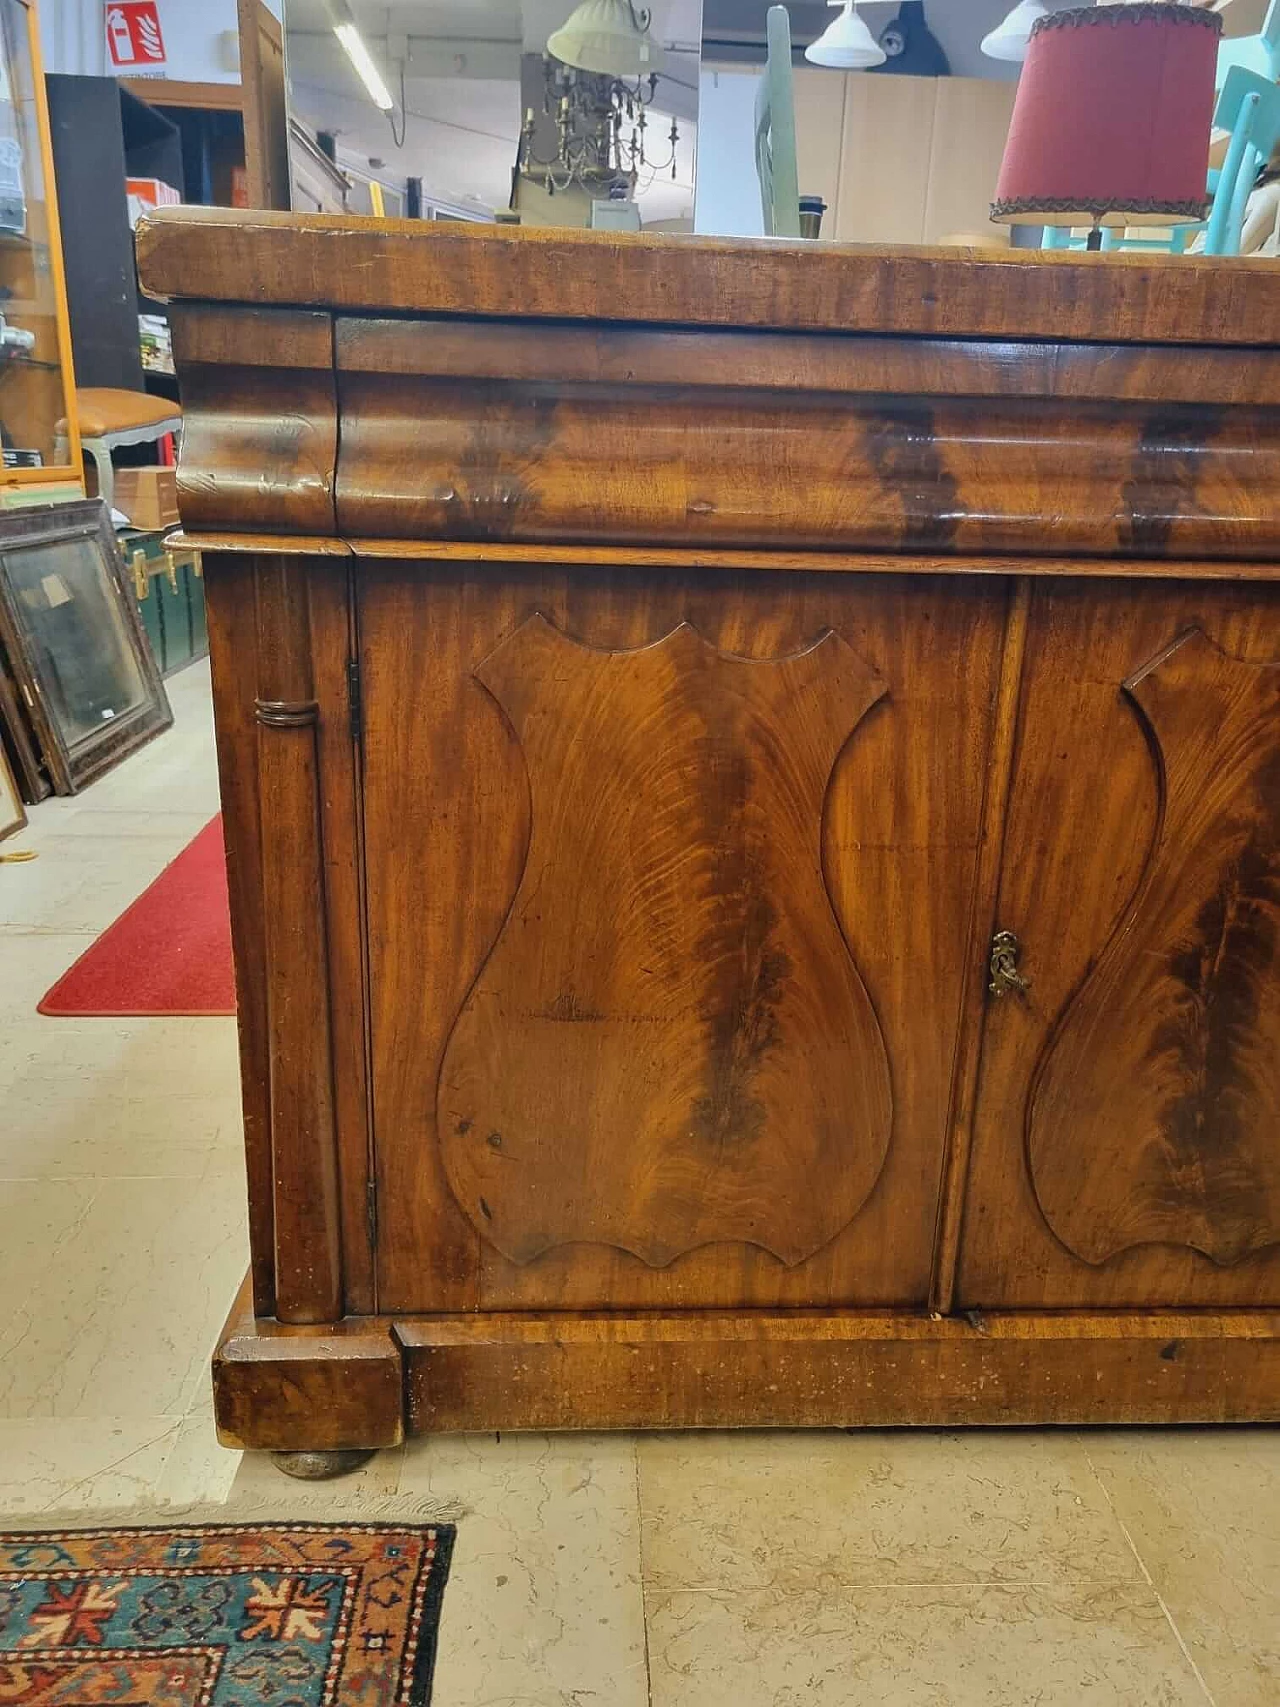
top-left (168, 302), bottom-right (1280, 560)
top-left (332, 315), bottom-right (1280, 559)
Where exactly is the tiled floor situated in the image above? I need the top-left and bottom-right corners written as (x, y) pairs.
top-left (1, 658), bottom-right (1277, 1704)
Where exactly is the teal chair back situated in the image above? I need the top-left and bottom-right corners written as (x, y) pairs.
top-left (1205, 63), bottom-right (1280, 253)
top-left (755, 5), bottom-right (801, 238)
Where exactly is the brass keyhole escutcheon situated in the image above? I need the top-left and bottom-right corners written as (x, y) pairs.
top-left (989, 930), bottom-right (1030, 998)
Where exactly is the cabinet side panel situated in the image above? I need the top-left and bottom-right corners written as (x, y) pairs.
top-left (254, 555), bottom-right (343, 1324)
top-left (204, 550), bottom-right (273, 1315)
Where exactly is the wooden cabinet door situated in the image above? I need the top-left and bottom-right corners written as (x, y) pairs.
top-left (359, 562), bottom-right (1008, 1313)
top-left (960, 579), bottom-right (1280, 1308)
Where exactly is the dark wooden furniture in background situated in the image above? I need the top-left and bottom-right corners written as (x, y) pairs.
top-left (46, 76), bottom-right (182, 395)
top-left (236, 0), bottom-right (291, 212)
top-left (138, 209), bottom-right (1280, 1463)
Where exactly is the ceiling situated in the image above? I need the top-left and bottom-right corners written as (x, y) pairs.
top-left (281, 0), bottom-right (1025, 218)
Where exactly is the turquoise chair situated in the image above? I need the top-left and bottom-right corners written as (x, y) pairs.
top-left (1205, 64), bottom-right (1280, 252)
top-left (1217, 0), bottom-right (1280, 83)
top-left (755, 5), bottom-right (801, 238)
top-left (1042, 0), bottom-right (1280, 256)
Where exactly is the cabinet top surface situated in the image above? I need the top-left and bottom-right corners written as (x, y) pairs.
top-left (137, 206), bottom-right (1280, 347)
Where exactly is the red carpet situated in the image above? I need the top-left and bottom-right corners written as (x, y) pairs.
top-left (39, 815), bottom-right (237, 1016)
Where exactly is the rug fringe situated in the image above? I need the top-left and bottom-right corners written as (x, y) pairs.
top-left (2, 1494), bottom-right (470, 1532)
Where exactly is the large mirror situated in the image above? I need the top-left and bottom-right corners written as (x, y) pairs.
top-left (278, 2), bottom-right (1236, 247)
top-left (282, 0), bottom-right (700, 228)
top-left (277, 0), bottom-right (1031, 240)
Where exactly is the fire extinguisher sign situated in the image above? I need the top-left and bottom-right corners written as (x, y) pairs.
top-left (105, 2), bottom-right (166, 70)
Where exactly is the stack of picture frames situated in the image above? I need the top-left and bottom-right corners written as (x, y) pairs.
top-left (0, 734), bottom-right (22, 844)
top-left (0, 498), bottom-right (171, 835)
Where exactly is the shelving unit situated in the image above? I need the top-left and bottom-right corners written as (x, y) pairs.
top-left (0, 0), bottom-right (79, 502)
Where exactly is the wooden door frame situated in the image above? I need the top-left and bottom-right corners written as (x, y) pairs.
top-left (236, 0), bottom-right (291, 211)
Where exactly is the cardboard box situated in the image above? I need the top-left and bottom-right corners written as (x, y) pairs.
top-left (114, 466), bottom-right (178, 531)
top-left (126, 176), bottom-right (181, 230)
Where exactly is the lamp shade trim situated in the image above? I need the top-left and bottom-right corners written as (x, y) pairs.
top-left (991, 194), bottom-right (1212, 223)
top-left (1030, 3), bottom-right (1221, 37)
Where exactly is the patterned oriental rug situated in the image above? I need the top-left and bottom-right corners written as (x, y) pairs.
top-left (0, 1522), bottom-right (455, 1705)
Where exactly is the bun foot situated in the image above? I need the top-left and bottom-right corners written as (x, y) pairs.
top-left (270, 1448), bottom-right (376, 1480)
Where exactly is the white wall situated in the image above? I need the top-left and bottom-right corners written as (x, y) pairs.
top-left (43, 0), bottom-right (242, 80)
top-left (694, 66), bottom-right (762, 237)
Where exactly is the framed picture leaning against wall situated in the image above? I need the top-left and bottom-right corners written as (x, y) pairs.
top-left (0, 499), bottom-right (171, 794)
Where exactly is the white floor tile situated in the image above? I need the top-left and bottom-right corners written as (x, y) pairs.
top-left (638, 1429), bottom-right (1142, 1592)
top-left (646, 1582), bottom-right (1209, 1707)
top-left (0, 1170), bottom-right (247, 1420)
top-left (0, 1416), bottom-right (182, 1514)
top-left (401, 1432), bottom-right (649, 1707)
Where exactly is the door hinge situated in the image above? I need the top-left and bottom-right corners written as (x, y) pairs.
top-left (366, 1177), bottom-right (378, 1246)
top-left (346, 657), bottom-right (363, 741)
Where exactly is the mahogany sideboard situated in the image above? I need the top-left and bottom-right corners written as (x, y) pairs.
top-left (138, 208), bottom-right (1280, 1462)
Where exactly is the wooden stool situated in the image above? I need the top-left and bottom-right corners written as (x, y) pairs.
top-left (55, 388), bottom-right (182, 512)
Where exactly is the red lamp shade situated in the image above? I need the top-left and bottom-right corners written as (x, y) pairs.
top-left (991, 3), bottom-right (1221, 228)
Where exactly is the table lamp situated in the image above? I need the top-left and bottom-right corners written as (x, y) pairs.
top-left (990, 2), bottom-right (1222, 249)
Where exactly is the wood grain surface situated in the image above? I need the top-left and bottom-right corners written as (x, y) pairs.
top-left (359, 564), bottom-right (1004, 1314)
top-left (387, 399), bottom-right (1280, 561)
top-left (333, 351), bottom-right (1280, 559)
top-left (212, 1275), bottom-right (1280, 1446)
top-left (170, 534), bottom-right (1280, 582)
top-left (438, 616), bottom-right (891, 1269)
top-left (307, 559), bottom-right (376, 1315)
top-left (929, 582), bottom-right (1031, 1316)
top-left (169, 305), bottom-right (338, 536)
top-left (398, 1308), bottom-right (1280, 1432)
top-left (204, 552), bottom-right (274, 1316)
top-left (165, 213), bottom-right (1280, 1444)
top-left (960, 580), bottom-right (1280, 1308)
top-left (1029, 628), bottom-right (1280, 1268)
top-left (213, 1278), bottom-right (403, 1452)
top-left (253, 555), bottom-right (343, 1323)
top-left (335, 318), bottom-right (1280, 405)
top-left (163, 299), bottom-right (1280, 560)
top-left (137, 207), bottom-right (1280, 347)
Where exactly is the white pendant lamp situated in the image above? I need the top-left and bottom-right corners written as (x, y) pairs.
top-left (981, 0), bottom-right (1049, 64)
top-left (804, 0), bottom-right (887, 70)
top-left (547, 0), bottom-right (663, 77)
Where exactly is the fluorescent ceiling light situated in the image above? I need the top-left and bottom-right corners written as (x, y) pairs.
top-left (981, 0), bottom-right (1049, 63)
top-left (804, 0), bottom-right (886, 70)
top-left (328, 2), bottom-right (394, 110)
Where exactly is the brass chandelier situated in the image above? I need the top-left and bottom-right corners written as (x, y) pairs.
top-left (516, 57), bottom-right (680, 198)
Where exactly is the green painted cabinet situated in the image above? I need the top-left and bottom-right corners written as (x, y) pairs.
top-left (128, 533), bottom-right (207, 675)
